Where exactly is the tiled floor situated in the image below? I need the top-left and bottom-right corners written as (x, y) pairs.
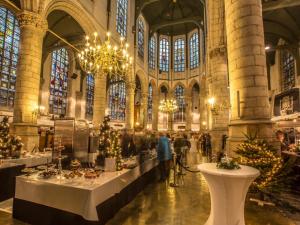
top-left (0, 152), bottom-right (298, 225)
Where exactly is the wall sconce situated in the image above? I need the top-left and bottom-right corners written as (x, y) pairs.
top-left (208, 97), bottom-right (219, 115)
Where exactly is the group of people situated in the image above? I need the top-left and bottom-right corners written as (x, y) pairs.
top-left (156, 133), bottom-right (191, 181)
top-left (119, 130), bottom-right (216, 182)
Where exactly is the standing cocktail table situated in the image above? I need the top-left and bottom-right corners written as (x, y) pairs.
top-left (198, 163), bottom-right (259, 225)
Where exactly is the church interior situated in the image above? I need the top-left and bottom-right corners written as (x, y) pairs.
top-left (0, 0), bottom-right (300, 224)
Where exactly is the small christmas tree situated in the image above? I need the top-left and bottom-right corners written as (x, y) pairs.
top-left (99, 116), bottom-right (112, 157)
top-left (235, 133), bottom-right (282, 191)
top-left (109, 130), bottom-right (123, 171)
top-left (98, 116), bottom-right (123, 171)
top-left (0, 116), bottom-right (23, 158)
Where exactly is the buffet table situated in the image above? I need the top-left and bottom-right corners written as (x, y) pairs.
top-left (198, 163), bottom-right (259, 225)
top-left (2, 152), bottom-right (52, 168)
top-left (0, 163), bottom-right (25, 202)
top-left (13, 157), bottom-right (158, 225)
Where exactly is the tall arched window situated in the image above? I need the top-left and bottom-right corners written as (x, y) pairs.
top-left (174, 38), bottom-right (185, 72)
top-left (174, 85), bottom-right (185, 122)
top-left (137, 18), bottom-right (144, 58)
top-left (281, 50), bottom-right (295, 91)
top-left (147, 83), bottom-right (153, 122)
top-left (116, 0), bottom-right (128, 37)
top-left (108, 77), bottom-right (126, 121)
top-left (0, 7), bottom-right (20, 107)
top-left (149, 36), bottom-right (156, 70)
top-left (86, 74), bottom-right (94, 117)
top-left (49, 48), bottom-right (69, 115)
top-left (190, 32), bottom-right (199, 69)
top-left (159, 38), bottom-right (169, 72)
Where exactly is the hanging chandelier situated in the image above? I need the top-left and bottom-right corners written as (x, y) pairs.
top-left (78, 32), bottom-right (133, 78)
top-left (159, 99), bottom-right (178, 113)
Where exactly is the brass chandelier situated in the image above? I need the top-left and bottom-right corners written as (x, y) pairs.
top-left (78, 32), bottom-right (133, 77)
top-left (159, 99), bottom-right (178, 113)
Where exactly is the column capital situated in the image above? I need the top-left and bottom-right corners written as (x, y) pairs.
top-left (126, 81), bottom-right (135, 91)
top-left (17, 11), bottom-right (48, 31)
top-left (141, 92), bottom-right (148, 99)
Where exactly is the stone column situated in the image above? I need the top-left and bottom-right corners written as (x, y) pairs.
top-left (140, 92), bottom-right (148, 128)
top-left (93, 74), bottom-right (107, 127)
top-left (125, 82), bottom-right (135, 129)
top-left (224, 0), bottom-right (274, 152)
top-left (185, 96), bottom-right (192, 131)
top-left (152, 92), bottom-right (159, 131)
top-left (12, 11), bottom-right (47, 151)
top-left (206, 0), bottom-right (230, 152)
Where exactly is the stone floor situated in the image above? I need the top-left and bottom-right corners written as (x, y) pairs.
top-left (0, 152), bottom-right (298, 225)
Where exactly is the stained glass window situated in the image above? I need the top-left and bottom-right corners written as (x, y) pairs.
top-left (281, 50), bottom-right (295, 91)
top-left (137, 18), bottom-right (144, 59)
top-left (0, 7), bottom-right (20, 107)
top-left (149, 36), bottom-right (156, 70)
top-left (147, 83), bottom-right (153, 122)
top-left (190, 32), bottom-right (199, 69)
top-left (49, 48), bottom-right (69, 115)
top-left (116, 0), bottom-right (128, 37)
top-left (159, 38), bottom-right (169, 72)
top-left (86, 74), bottom-right (94, 117)
top-left (174, 38), bottom-right (185, 72)
top-left (174, 85), bottom-right (185, 122)
top-left (108, 77), bottom-right (126, 121)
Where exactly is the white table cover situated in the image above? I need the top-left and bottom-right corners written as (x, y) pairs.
top-left (198, 163), bottom-right (259, 225)
top-left (2, 153), bottom-right (52, 167)
top-left (15, 158), bottom-right (158, 221)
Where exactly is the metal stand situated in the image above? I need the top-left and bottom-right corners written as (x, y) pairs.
top-left (170, 153), bottom-right (185, 187)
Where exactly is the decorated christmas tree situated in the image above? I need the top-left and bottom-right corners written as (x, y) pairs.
top-left (98, 116), bottom-right (123, 170)
top-left (109, 130), bottom-right (123, 171)
top-left (0, 116), bottom-right (23, 158)
top-left (99, 116), bottom-right (112, 157)
top-left (235, 133), bottom-right (282, 191)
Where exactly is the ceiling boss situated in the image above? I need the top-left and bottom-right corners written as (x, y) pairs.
top-left (78, 32), bottom-right (133, 79)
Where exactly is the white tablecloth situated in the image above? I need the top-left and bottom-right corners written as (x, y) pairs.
top-left (198, 163), bottom-right (259, 225)
top-left (15, 157), bottom-right (158, 221)
top-left (2, 153), bottom-right (52, 167)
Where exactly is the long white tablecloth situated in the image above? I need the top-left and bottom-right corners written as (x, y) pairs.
top-left (2, 153), bottom-right (52, 168)
top-left (15, 157), bottom-right (158, 221)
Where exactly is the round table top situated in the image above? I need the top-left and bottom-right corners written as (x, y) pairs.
top-left (198, 163), bottom-right (260, 178)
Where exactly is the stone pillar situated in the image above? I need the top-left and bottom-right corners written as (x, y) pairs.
top-left (12, 11), bottom-right (47, 151)
top-left (185, 96), bottom-right (192, 131)
top-left (140, 92), bottom-right (148, 128)
top-left (75, 91), bottom-right (84, 120)
top-left (93, 74), bottom-right (106, 127)
top-left (126, 82), bottom-right (135, 130)
top-left (224, 0), bottom-right (274, 152)
top-left (206, 0), bottom-right (230, 152)
top-left (152, 92), bottom-right (159, 131)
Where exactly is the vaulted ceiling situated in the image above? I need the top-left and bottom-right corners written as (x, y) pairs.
top-left (136, 0), bottom-right (205, 36)
top-left (262, 0), bottom-right (300, 63)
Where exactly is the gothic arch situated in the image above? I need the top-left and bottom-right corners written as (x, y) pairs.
top-left (188, 79), bottom-right (200, 97)
top-left (172, 81), bottom-right (186, 96)
top-left (135, 69), bottom-right (148, 94)
top-left (42, 0), bottom-right (100, 36)
top-left (149, 79), bottom-right (158, 96)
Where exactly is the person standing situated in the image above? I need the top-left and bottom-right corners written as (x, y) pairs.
top-left (157, 133), bottom-right (172, 181)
